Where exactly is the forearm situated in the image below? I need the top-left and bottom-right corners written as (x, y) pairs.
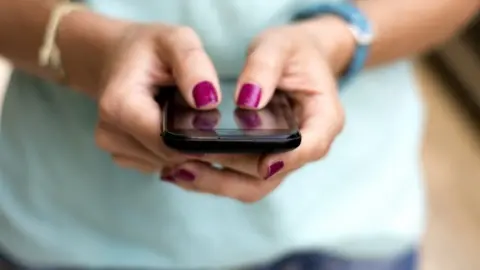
top-left (302, 0), bottom-right (479, 74)
top-left (0, 0), bottom-right (127, 95)
top-left (357, 0), bottom-right (479, 66)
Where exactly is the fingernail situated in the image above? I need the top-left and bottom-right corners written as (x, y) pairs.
top-left (173, 169), bottom-right (196, 182)
top-left (193, 81), bottom-right (218, 108)
top-left (265, 161), bottom-right (284, 180)
top-left (235, 109), bottom-right (262, 129)
top-left (237, 83), bottom-right (262, 108)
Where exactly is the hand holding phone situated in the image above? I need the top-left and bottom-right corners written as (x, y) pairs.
top-left (157, 25), bottom-right (344, 203)
top-left (161, 87), bottom-right (301, 154)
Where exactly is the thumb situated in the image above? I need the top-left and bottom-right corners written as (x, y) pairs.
top-left (160, 27), bottom-right (221, 110)
top-left (236, 34), bottom-right (290, 109)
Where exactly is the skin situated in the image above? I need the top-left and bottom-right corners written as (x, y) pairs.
top-left (166, 25), bottom-right (344, 202)
top-left (0, 0), bottom-right (478, 203)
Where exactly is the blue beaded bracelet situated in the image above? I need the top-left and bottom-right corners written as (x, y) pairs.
top-left (293, 3), bottom-right (374, 87)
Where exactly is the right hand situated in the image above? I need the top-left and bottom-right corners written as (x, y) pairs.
top-left (94, 24), bottom-right (221, 173)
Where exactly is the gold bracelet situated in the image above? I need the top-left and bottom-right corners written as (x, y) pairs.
top-left (38, 0), bottom-right (87, 80)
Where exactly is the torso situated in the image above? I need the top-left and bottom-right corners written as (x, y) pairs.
top-left (0, 0), bottom-right (425, 268)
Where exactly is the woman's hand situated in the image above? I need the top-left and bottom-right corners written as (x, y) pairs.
top-left (94, 24), bottom-right (222, 173)
top-left (162, 21), bottom-right (349, 202)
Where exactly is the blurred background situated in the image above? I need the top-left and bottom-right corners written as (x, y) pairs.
top-left (0, 16), bottom-right (479, 270)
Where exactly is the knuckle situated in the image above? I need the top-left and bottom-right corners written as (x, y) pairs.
top-left (168, 26), bottom-right (201, 46)
top-left (98, 96), bottom-right (121, 123)
top-left (251, 29), bottom-right (281, 49)
top-left (179, 47), bottom-right (205, 67)
top-left (210, 181), bottom-right (231, 197)
top-left (237, 183), bottom-right (267, 203)
top-left (165, 27), bottom-right (206, 68)
top-left (314, 141), bottom-right (331, 160)
top-left (247, 55), bottom-right (277, 72)
top-left (95, 129), bottom-right (113, 151)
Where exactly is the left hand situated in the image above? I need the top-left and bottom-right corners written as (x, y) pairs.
top-left (162, 21), bottom-right (347, 203)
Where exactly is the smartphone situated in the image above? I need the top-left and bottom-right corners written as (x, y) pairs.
top-left (159, 85), bottom-right (301, 154)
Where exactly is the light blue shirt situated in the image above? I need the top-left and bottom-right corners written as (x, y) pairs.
top-left (0, 0), bottom-right (425, 268)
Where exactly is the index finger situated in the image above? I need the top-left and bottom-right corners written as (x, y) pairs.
top-left (159, 27), bottom-right (221, 110)
top-left (235, 33), bottom-right (290, 109)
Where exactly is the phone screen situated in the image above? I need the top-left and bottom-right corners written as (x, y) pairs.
top-left (163, 86), bottom-right (298, 138)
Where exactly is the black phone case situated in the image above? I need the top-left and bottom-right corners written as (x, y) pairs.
top-left (162, 131), bottom-right (301, 154)
top-left (157, 87), bottom-right (301, 154)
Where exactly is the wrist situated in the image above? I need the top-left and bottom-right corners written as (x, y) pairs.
top-left (296, 16), bottom-right (356, 76)
top-left (56, 9), bottom-right (131, 97)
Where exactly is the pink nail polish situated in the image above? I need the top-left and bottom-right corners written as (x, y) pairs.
top-left (173, 169), bottom-right (196, 182)
top-left (237, 83), bottom-right (261, 108)
top-left (193, 81), bottom-right (218, 108)
top-left (265, 161), bottom-right (284, 180)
